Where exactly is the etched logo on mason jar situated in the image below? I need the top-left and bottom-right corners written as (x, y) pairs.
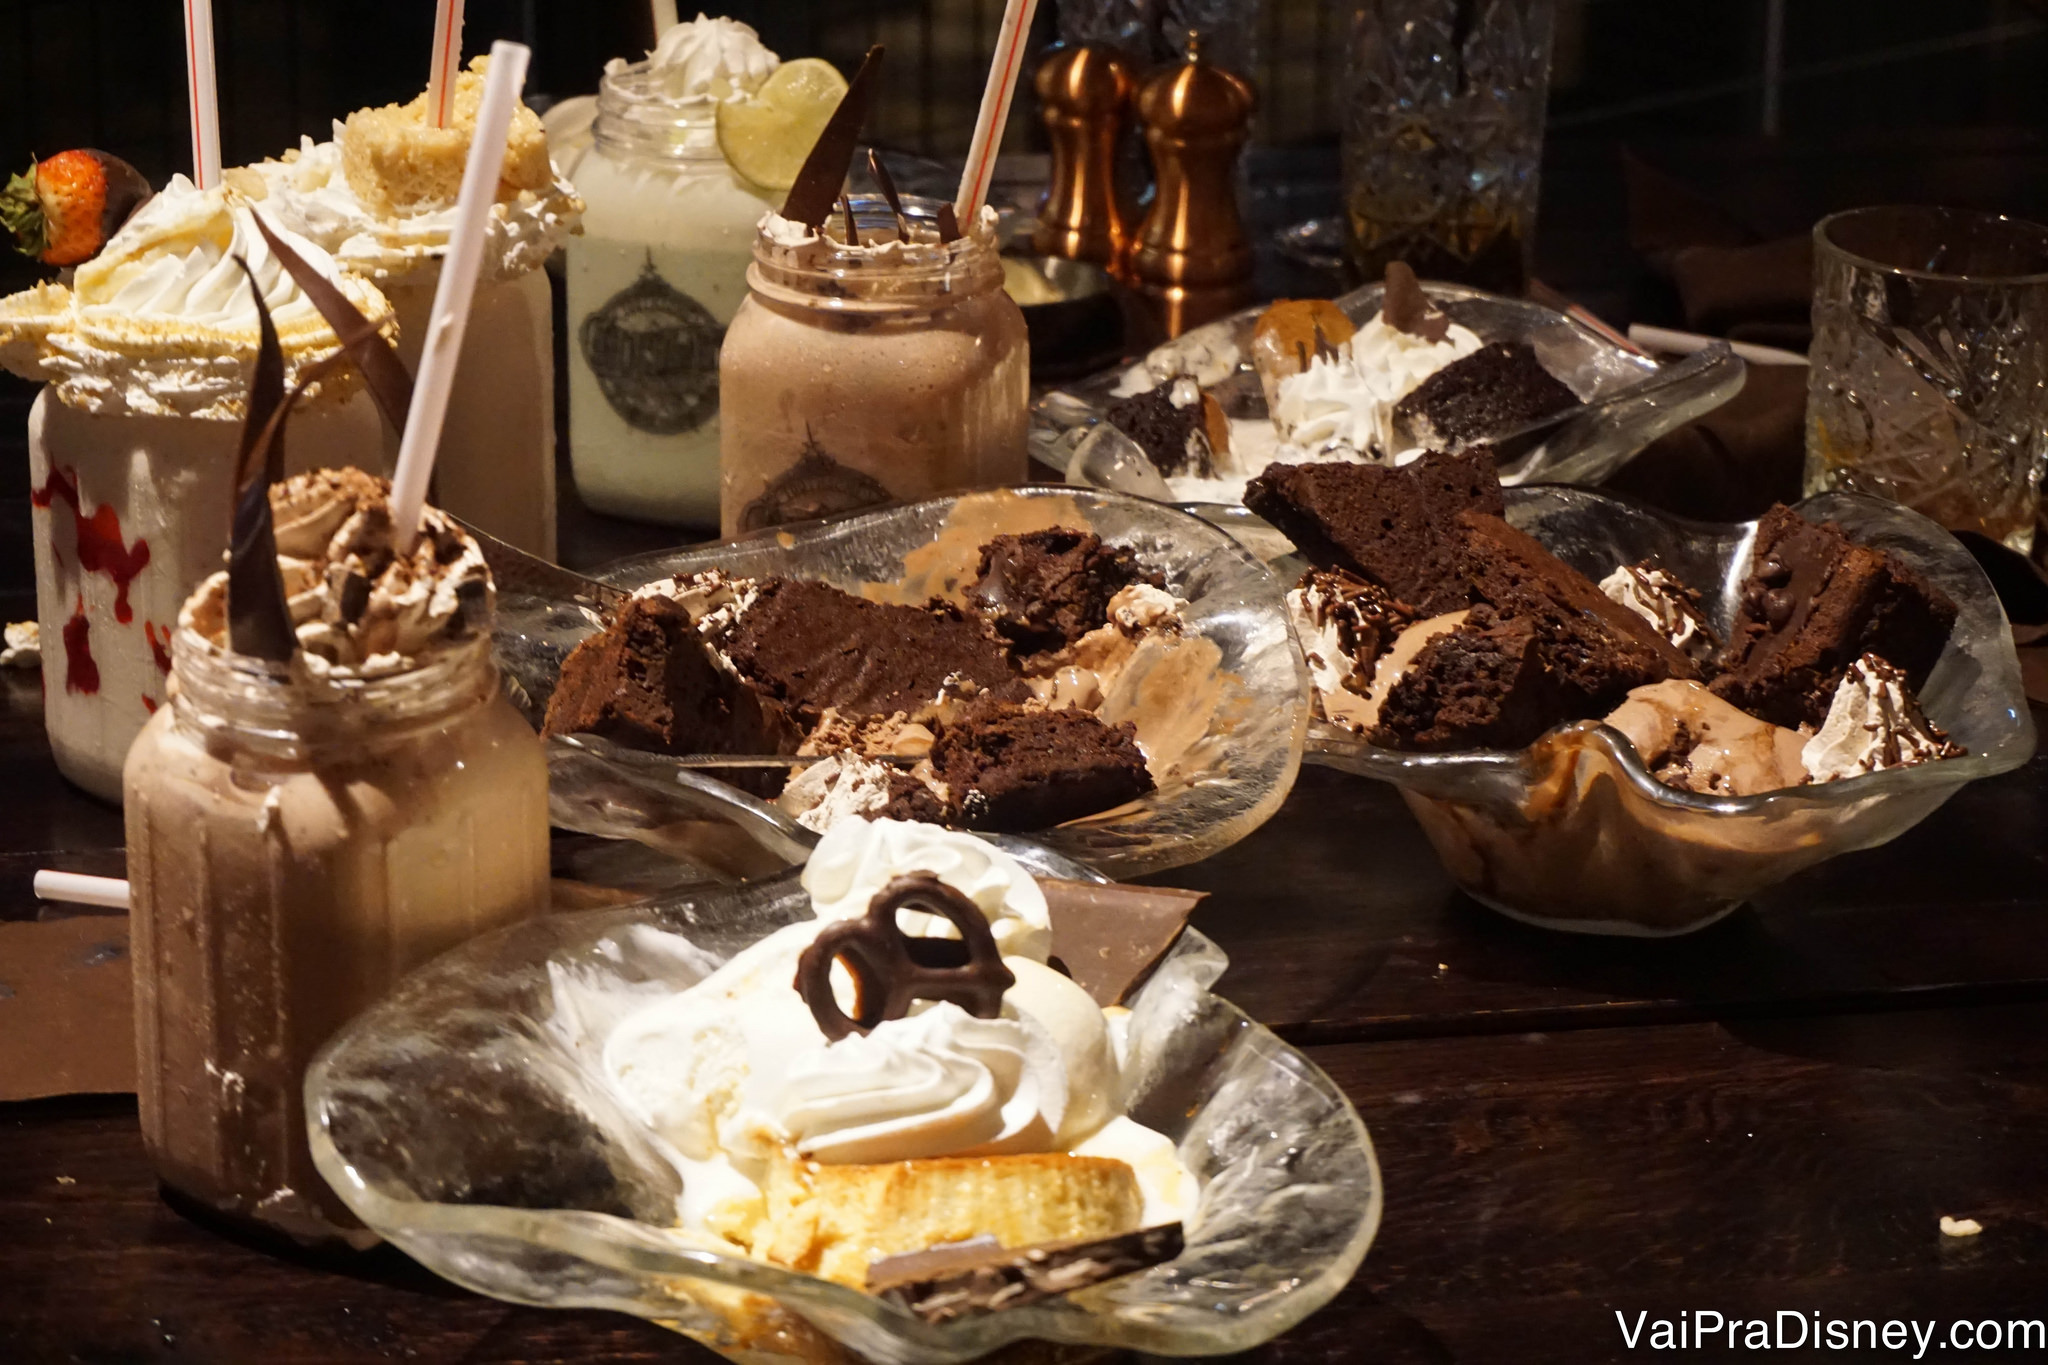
top-left (738, 434), bottom-right (894, 532)
top-left (579, 256), bottom-right (724, 435)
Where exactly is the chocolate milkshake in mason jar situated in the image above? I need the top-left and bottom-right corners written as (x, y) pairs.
top-left (718, 196), bottom-right (1029, 535)
top-left (123, 469), bottom-right (550, 1242)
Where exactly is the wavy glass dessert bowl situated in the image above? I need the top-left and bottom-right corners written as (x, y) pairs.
top-left (304, 859), bottom-right (1381, 1365)
top-left (492, 486), bottom-right (1309, 880)
top-left (1307, 487), bottom-right (2036, 936)
top-left (1034, 280), bottom-right (1745, 510)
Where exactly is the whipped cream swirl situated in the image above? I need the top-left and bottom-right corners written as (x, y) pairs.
top-left (600, 820), bottom-right (1186, 1238)
top-left (1802, 653), bottom-right (1963, 782)
top-left (1272, 308), bottom-right (1482, 459)
top-left (249, 133), bottom-right (582, 285)
top-left (0, 176), bottom-right (392, 418)
top-left (647, 14), bottom-right (780, 100)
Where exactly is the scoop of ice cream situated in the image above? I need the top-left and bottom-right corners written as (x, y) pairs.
top-left (646, 13), bottom-right (780, 101)
top-left (599, 821), bottom-right (1182, 1239)
top-left (180, 468), bottom-right (493, 676)
top-left (1802, 653), bottom-right (1963, 781)
top-left (0, 176), bottom-right (393, 418)
top-left (1599, 563), bottom-right (1717, 665)
top-left (1604, 679), bottom-right (1808, 796)
top-left (802, 818), bottom-right (1050, 962)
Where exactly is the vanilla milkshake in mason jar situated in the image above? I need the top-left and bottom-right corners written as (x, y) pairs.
top-left (719, 197), bottom-right (1029, 535)
top-left (250, 55), bottom-right (583, 558)
top-left (564, 15), bottom-right (783, 526)
top-left (0, 177), bottom-right (391, 802)
top-left (124, 469), bottom-right (551, 1242)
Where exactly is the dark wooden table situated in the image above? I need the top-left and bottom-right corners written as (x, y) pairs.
top-left (10, 125), bottom-right (2048, 1362)
top-left (4, 603), bottom-right (2048, 1363)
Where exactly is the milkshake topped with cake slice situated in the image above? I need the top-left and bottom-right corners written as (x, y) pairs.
top-left (247, 54), bottom-right (583, 557)
top-left (0, 173), bottom-right (394, 801)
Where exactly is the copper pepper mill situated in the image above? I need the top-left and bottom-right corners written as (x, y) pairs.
top-left (1032, 43), bottom-right (1136, 271)
top-left (1127, 35), bottom-right (1257, 337)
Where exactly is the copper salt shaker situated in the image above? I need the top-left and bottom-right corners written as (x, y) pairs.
top-left (1127, 35), bottom-right (1257, 336)
top-left (1032, 43), bottom-right (1136, 271)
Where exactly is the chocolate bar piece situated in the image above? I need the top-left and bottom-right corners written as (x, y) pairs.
top-left (868, 1224), bottom-right (1186, 1323)
top-left (1037, 878), bottom-right (1204, 1006)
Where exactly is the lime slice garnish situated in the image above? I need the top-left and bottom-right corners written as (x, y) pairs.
top-left (716, 58), bottom-right (851, 193)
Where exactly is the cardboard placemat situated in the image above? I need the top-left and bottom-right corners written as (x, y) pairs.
top-left (0, 914), bottom-right (134, 1099)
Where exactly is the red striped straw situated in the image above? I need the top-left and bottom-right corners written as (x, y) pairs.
top-left (183, 0), bottom-right (220, 189)
top-left (391, 41), bottom-right (530, 551)
top-left (427, 0), bottom-right (468, 129)
top-left (953, 0), bottom-right (1041, 225)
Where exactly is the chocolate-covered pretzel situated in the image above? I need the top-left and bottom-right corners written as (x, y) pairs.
top-left (795, 873), bottom-right (1016, 1041)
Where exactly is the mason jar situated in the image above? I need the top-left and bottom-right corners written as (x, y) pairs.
top-left (719, 195), bottom-right (1030, 536)
top-left (566, 58), bottom-right (778, 528)
top-left (123, 628), bottom-right (550, 1243)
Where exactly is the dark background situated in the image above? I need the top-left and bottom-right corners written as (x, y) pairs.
top-left (4, 0), bottom-right (2047, 572)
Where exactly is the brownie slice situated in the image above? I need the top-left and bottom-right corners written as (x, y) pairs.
top-left (717, 579), bottom-right (1030, 725)
top-left (967, 528), bottom-right (1161, 663)
top-left (1369, 608), bottom-right (1569, 751)
top-left (1392, 341), bottom-right (1579, 450)
top-left (1712, 505), bottom-right (1960, 728)
top-left (1457, 513), bottom-right (1701, 683)
top-left (877, 771), bottom-right (949, 824)
top-left (1243, 449), bottom-right (1504, 614)
top-left (929, 702), bottom-right (1154, 831)
top-left (542, 594), bottom-right (802, 754)
top-left (1105, 378), bottom-right (1214, 477)
top-left (1369, 517), bottom-right (1698, 751)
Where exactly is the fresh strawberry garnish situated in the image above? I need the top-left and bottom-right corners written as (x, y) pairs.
top-left (1, 149), bottom-right (151, 268)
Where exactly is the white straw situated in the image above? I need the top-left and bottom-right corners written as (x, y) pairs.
top-left (34, 871), bottom-right (131, 911)
top-left (650, 0), bottom-right (680, 37)
top-left (391, 40), bottom-right (530, 552)
top-left (954, 0), bottom-right (1042, 224)
top-left (183, 0), bottom-right (221, 190)
top-left (1628, 324), bottom-right (1809, 367)
top-left (427, 0), bottom-right (468, 129)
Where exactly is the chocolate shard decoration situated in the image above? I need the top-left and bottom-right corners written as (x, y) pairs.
top-left (250, 210), bottom-right (414, 436)
top-left (1037, 878), bottom-right (1204, 1006)
top-left (936, 203), bottom-right (962, 243)
top-left (868, 149), bottom-right (911, 238)
top-left (1381, 260), bottom-right (1450, 343)
top-left (224, 256), bottom-right (299, 663)
top-left (782, 46), bottom-right (884, 232)
top-left (839, 191), bottom-right (861, 247)
top-left (868, 1224), bottom-right (1185, 1323)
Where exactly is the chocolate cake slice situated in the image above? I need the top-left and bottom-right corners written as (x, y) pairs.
top-left (1457, 513), bottom-right (1701, 683)
top-left (1369, 608), bottom-right (1570, 751)
top-left (542, 593), bottom-right (803, 754)
top-left (1105, 377), bottom-right (1215, 477)
top-left (1243, 449), bottom-right (1504, 614)
top-left (930, 701), bottom-right (1154, 831)
top-left (1392, 341), bottom-right (1579, 451)
top-left (1369, 516), bottom-right (1697, 751)
top-left (717, 579), bottom-right (1030, 725)
top-left (1712, 505), bottom-right (1959, 727)
top-left (967, 528), bottom-right (1161, 664)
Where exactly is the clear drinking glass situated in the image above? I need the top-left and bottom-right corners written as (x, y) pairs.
top-left (1805, 205), bottom-right (2048, 553)
top-left (1341, 0), bottom-right (1556, 294)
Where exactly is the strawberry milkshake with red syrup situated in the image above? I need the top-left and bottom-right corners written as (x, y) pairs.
top-left (0, 173), bottom-right (393, 800)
